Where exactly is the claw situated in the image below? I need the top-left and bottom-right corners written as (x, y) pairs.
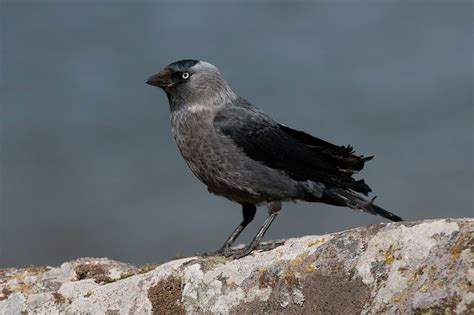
top-left (368, 196), bottom-right (377, 206)
top-left (200, 240), bottom-right (285, 259)
top-left (200, 246), bottom-right (230, 257)
top-left (230, 239), bottom-right (286, 259)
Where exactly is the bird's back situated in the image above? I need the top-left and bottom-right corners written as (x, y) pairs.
top-left (213, 98), bottom-right (373, 195)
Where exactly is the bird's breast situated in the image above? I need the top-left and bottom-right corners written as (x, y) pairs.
top-left (171, 108), bottom-right (224, 181)
top-left (170, 107), bottom-right (262, 200)
top-left (169, 105), bottom-right (301, 203)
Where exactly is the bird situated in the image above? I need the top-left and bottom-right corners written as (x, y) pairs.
top-left (146, 59), bottom-right (402, 259)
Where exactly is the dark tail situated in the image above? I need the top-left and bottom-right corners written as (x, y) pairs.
top-left (322, 189), bottom-right (403, 222)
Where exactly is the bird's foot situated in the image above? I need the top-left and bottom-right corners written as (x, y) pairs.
top-left (200, 240), bottom-right (285, 259)
top-left (200, 246), bottom-right (234, 257)
top-left (229, 239), bottom-right (286, 259)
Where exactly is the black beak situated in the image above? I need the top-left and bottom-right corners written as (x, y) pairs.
top-left (146, 69), bottom-right (175, 88)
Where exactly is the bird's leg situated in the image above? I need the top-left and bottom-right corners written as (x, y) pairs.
top-left (202, 203), bottom-right (256, 257)
top-left (217, 203), bottom-right (256, 254)
top-left (230, 201), bottom-right (283, 259)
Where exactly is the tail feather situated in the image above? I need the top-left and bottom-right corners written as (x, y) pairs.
top-left (352, 179), bottom-right (372, 196)
top-left (323, 189), bottom-right (403, 222)
top-left (368, 200), bottom-right (403, 222)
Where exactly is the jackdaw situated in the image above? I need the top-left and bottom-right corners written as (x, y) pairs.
top-left (146, 59), bottom-right (402, 259)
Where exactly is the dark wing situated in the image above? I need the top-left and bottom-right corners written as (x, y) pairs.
top-left (278, 124), bottom-right (373, 173)
top-left (213, 98), bottom-right (371, 195)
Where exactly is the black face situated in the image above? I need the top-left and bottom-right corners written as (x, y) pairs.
top-left (146, 59), bottom-right (199, 89)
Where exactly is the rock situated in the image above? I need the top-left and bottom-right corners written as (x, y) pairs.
top-left (1, 219), bottom-right (472, 314)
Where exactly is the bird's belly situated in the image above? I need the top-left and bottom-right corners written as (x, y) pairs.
top-left (171, 111), bottom-right (300, 203)
top-left (175, 131), bottom-right (253, 197)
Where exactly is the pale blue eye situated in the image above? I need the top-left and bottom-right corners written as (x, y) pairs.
top-left (182, 72), bottom-right (190, 79)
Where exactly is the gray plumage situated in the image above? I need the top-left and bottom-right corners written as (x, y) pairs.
top-left (146, 59), bottom-right (402, 258)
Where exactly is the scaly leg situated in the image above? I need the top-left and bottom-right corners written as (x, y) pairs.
top-left (230, 201), bottom-right (283, 259)
top-left (202, 203), bottom-right (256, 256)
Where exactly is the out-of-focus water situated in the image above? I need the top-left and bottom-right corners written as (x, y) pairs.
top-left (1, 1), bottom-right (472, 267)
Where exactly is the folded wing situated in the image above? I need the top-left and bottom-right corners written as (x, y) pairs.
top-left (213, 98), bottom-right (372, 195)
top-left (278, 124), bottom-right (373, 174)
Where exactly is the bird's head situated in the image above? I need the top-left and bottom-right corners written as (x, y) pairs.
top-left (146, 60), bottom-right (235, 110)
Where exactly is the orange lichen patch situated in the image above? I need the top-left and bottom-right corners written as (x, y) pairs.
top-left (258, 268), bottom-right (279, 289)
top-left (13, 282), bottom-right (35, 296)
top-left (419, 282), bottom-right (430, 293)
top-left (284, 271), bottom-right (300, 287)
top-left (393, 293), bottom-right (404, 303)
top-left (419, 267), bottom-right (436, 293)
top-left (407, 268), bottom-right (425, 286)
top-left (306, 265), bottom-right (315, 273)
top-left (289, 253), bottom-right (309, 267)
top-left (289, 258), bottom-right (302, 266)
top-left (258, 271), bottom-right (278, 289)
top-left (308, 239), bottom-right (324, 248)
top-left (448, 234), bottom-right (466, 261)
top-left (398, 267), bottom-right (409, 275)
top-left (384, 247), bottom-right (395, 265)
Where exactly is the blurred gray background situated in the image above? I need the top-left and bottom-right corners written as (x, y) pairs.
top-left (1, 0), bottom-right (472, 267)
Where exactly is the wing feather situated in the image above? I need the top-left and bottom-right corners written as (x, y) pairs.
top-left (213, 98), bottom-right (371, 195)
top-left (278, 124), bottom-right (373, 173)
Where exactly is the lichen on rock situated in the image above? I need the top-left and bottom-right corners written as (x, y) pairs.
top-left (0, 218), bottom-right (472, 314)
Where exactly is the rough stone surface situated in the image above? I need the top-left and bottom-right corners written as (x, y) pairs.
top-left (1, 219), bottom-right (472, 314)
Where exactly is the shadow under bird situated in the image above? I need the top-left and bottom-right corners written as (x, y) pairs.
top-left (146, 59), bottom-right (402, 259)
